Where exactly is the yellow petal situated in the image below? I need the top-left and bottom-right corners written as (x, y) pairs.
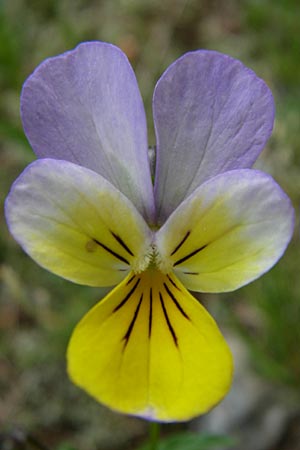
top-left (5, 159), bottom-right (152, 287)
top-left (67, 270), bottom-right (233, 422)
top-left (156, 170), bottom-right (294, 292)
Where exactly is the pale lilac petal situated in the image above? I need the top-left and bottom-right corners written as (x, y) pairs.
top-left (21, 42), bottom-right (155, 222)
top-left (5, 159), bottom-right (152, 287)
top-left (153, 50), bottom-right (275, 223)
top-left (156, 169), bottom-right (294, 292)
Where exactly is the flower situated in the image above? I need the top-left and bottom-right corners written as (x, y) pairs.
top-left (5, 42), bottom-right (294, 422)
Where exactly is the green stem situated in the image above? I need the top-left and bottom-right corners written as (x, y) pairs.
top-left (149, 421), bottom-right (160, 450)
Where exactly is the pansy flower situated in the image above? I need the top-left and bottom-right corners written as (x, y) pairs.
top-left (5, 42), bottom-right (294, 422)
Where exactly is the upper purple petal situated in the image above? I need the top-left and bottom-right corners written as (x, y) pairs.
top-left (153, 50), bottom-right (275, 224)
top-left (21, 41), bottom-right (155, 223)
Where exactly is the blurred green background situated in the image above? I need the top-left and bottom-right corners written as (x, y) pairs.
top-left (1, 0), bottom-right (300, 449)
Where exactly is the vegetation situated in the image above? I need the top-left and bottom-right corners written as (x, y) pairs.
top-left (1, 0), bottom-right (300, 448)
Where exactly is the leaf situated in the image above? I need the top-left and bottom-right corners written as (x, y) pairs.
top-left (56, 443), bottom-right (78, 450)
top-left (139, 431), bottom-right (236, 450)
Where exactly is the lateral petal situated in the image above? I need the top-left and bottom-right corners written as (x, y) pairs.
top-left (156, 170), bottom-right (294, 292)
top-left (21, 42), bottom-right (155, 222)
top-left (67, 270), bottom-right (233, 422)
top-left (153, 50), bottom-right (275, 223)
top-left (5, 159), bottom-right (152, 287)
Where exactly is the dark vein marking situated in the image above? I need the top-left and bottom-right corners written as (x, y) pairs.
top-left (122, 293), bottom-right (143, 349)
top-left (159, 293), bottom-right (178, 347)
top-left (113, 278), bottom-right (140, 312)
top-left (166, 274), bottom-right (181, 291)
top-left (183, 271), bottom-right (199, 275)
top-left (173, 244), bottom-right (207, 267)
top-left (148, 288), bottom-right (153, 338)
top-left (93, 239), bottom-right (130, 265)
top-left (171, 231), bottom-right (191, 256)
top-left (163, 283), bottom-right (190, 320)
top-left (126, 275), bottom-right (136, 285)
top-left (110, 231), bottom-right (134, 256)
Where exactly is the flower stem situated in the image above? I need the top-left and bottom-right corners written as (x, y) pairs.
top-left (149, 421), bottom-right (160, 450)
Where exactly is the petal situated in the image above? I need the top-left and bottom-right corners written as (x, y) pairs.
top-left (21, 41), bottom-right (155, 222)
top-left (67, 270), bottom-right (233, 422)
top-left (5, 159), bottom-right (152, 287)
top-left (153, 50), bottom-right (275, 223)
top-left (156, 170), bottom-right (294, 292)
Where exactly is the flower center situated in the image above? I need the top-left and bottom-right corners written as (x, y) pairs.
top-left (132, 241), bottom-right (172, 275)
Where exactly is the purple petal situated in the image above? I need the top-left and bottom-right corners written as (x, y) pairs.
top-left (153, 50), bottom-right (275, 223)
top-left (21, 42), bottom-right (155, 222)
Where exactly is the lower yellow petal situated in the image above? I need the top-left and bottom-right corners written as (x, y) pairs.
top-left (67, 270), bottom-right (233, 421)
